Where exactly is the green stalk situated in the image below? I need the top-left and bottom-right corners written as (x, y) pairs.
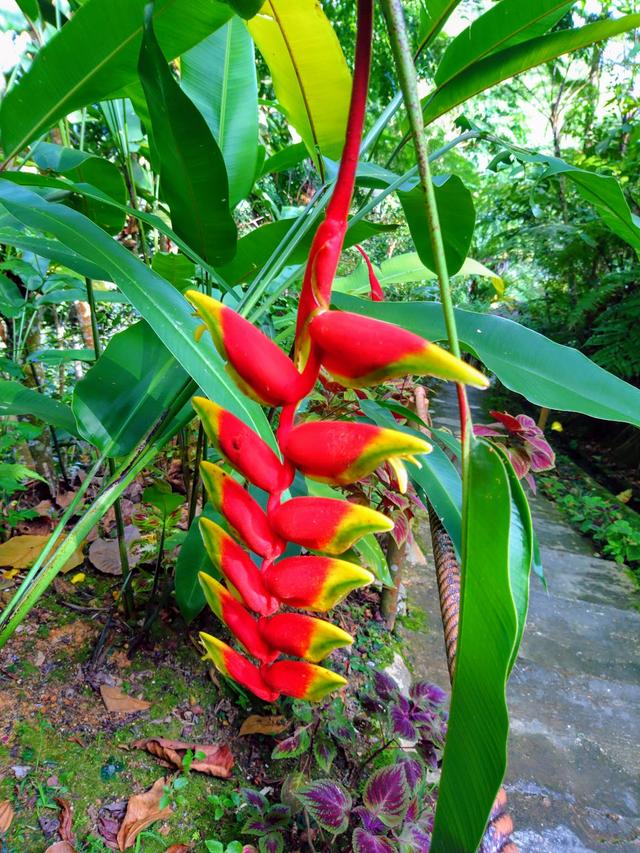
top-left (86, 277), bottom-right (133, 613)
top-left (381, 0), bottom-right (471, 445)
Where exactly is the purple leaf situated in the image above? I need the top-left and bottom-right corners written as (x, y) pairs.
top-left (391, 696), bottom-right (418, 740)
top-left (374, 670), bottom-right (398, 701)
top-left (271, 727), bottom-right (310, 760)
top-left (363, 764), bottom-right (411, 827)
top-left (313, 735), bottom-right (337, 772)
top-left (399, 822), bottom-right (432, 851)
top-left (410, 681), bottom-right (446, 707)
top-left (398, 756), bottom-right (423, 791)
top-left (352, 828), bottom-right (395, 853)
top-left (265, 804), bottom-right (290, 828)
top-left (297, 779), bottom-right (352, 835)
top-left (258, 833), bottom-right (284, 853)
top-left (417, 738), bottom-right (439, 769)
top-left (353, 806), bottom-right (386, 835)
top-left (241, 818), bottom-right (272, 835)
top-left (241, 788), bottom-right (268, 813)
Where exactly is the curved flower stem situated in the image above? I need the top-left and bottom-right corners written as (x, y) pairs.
top-left (380, 0), bottom-right (471, 448)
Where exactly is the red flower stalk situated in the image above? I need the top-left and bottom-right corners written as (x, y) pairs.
top-left (185, 0), bottom-right (488, 703)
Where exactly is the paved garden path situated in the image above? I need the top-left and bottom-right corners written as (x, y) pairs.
top-left (401, 384), bottom-right (640, 851)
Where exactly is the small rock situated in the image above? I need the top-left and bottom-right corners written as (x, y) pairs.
top-left (11, 765), bottom-right (31, 779)
top-left (383, 652), bottom-right (412, 697)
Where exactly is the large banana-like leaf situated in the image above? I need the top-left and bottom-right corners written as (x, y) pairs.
top-left (431, 438), bottom-right (517, 851)
top-left (423, 14), bottom-right (640, 126)
top-left (0, 0), bottom-right (232, 160)
top-left (0, 379), bottom-right (79, 436)
top-left (416, 0), bottom-right (464, 55)
top-left (434, 0), bottom-right (574, 86)
top-left (0, 225), bottom-right (107, 280)
top-left (138, 8), bottom-right (237, 266)
top-left (0, 182), bottom-right (275, 447)
top-left (334, 295), bottom-right (640, 428)
top-left (248, 0), bottom-right (351, 169)
top-left (182, 17), bottom-right (259, 205)
top-left (73, 321), bottom-right (188, 457)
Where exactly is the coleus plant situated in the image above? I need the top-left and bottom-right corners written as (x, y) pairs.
top-left (185, 0), bottom-right (487, 704)
top-left (474, 410), bottom-right (555, 490)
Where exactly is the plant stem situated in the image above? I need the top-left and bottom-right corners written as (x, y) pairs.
top-left (187, 423), bottom-right (204, 527)
top-left (85, 277), bottom-right (133, 614)
top-left (381, 0), bottom-right (471, 445)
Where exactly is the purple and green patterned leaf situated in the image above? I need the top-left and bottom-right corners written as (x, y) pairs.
top-left (410, 681), bottom-right (446, 707)
top-left (398, 755), bottom-right (424, 792)
top-left (353, 806), bottom-right (386, 835)
top-left (391, 695), bottom-right (418, 741)
top-left (265, 804), bottom-right (290, 828)
top-left (374, 670), bottom-right (398, 701)
top-left (258, 833), bottom-right (284, 853)
top-left (313, 735), bottom-right (337, 772)
top-left (241, 788), bottom-right (268, 813)
top-left (363, 764), bottom-right (411, 828)
top-left (297, 779), bottom-right (352, 835)
top-left (352, 828), bottom-right (396, 853)
top-left (271, 727), bottom-right (310, 760)
top-left (398, 821), bottom-right (433, 851)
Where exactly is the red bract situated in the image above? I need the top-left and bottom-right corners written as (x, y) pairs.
top-left (187, 0), bottom-right (488, 703)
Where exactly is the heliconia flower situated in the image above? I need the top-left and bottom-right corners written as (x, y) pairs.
top-left (259, 613), bottom-right (353, 663)
top-left (199, 517), bottom-right (279, 617)
top-left (192, 396), bottom-right (292, 494)
top-left (198, 573), bottom-right (278, 664)
top-left (269, 496), bottom-right (393, 555)
top-left (200, 461), bottom-right (281, 559)
top-left (309, 310), bottom-right (489, 388)
top-left (186, 290), bottom-right (305, 407)
top-left (282, 420), bottom-right (431, 493)
top-left (264, 555), bottom-right (373, 611)
top-left (200, 632), bottom-right (279, 702)
top-left (261, 659), bottom-right (347, 701)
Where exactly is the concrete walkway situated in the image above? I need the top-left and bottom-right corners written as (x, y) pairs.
top-left (400, 385), bottom-right (640, 851)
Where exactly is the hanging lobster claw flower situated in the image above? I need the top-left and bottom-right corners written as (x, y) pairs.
top-left (199, 573), bottom-right (278, 664)
top-left (309, 310), bottom-right (489, 388)
top-left (269, 496), bottom-right (393, 555)
top-left (200, 461), bottom-right (281, 559)
top-left (186, 291), bottom-right (304, 406)
top-left (261, 659), bottom-right (347, 701)
top-left (199, 517), bottom-right (279, 617)
top-left (282, 421), bottom-right (431, 492)
top-left (192, 397), bottom-right (291, 493)
top-left (259, 613), bottom-right (353, 663)
top-left (264, 555), bottom-right (374, 611)
top-left (200, 632), bottom-right (279, 702)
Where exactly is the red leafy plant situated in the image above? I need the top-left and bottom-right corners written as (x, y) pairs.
top-left (474, 410), bottom-right (555, 490)
top-left (185, 0), bottom-right (487, 704)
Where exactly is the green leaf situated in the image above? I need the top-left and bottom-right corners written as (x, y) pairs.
top-left (143, 481), bottom-right (184, 515)
top-left (221, 0), bottom-right (262, 18)
top-left (423, 14), bottom-right (640, 125)
top-left (353, 533), bottom-right (392, 588)
top-left (0, 0), bottom-right (233, 160)
top-left (0, 273), bottom-right (24, 318)
top-left (434, 0), bottom-right (574, 86)
top-left (31, 142), bottom-right (127, 233)
top-left (28, 348), bottom-right (96, 365)
top-left (261, 142), bottom-right (308, 177)
top-left (334, 295), bottom-right (640, 428)
top-left (0, 226), bottom-right (107, 281)
top-left (151, 252), bottom-right (196, 292)
top-left (431, 439), bottom-right (516, 852)
top-left (416, 0), bottom-right (464, 55)
top-left (175, 503), bottom-right (222, 622)
top-left (247, 0), bottom-right (352, 166)
top-left (15, 0), bottom-right (38, 20)
top-left (138, 6), bottom-right (237, 266)
top-left (0, 183), bottom-right (275, 446)
top-left (182, 17), bottom-right (259, 205)
top-left (0, 378), bottom-right (79, 436)
top-left (399, 175), bottom-right (475, 276)
top-left (218, 217), bottom-right (395, 286)
top-left (72, 321), bottom-right (188, 456)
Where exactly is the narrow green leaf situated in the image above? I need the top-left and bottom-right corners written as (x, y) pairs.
top-left (28, 349), bottom-right (96, 365)
top-left (334, 295), bottom-right (640, 428)
top-left (0, 225), bottom-right (107, 280)
top-left (354, 533), bottom-right (392, 588)
top-left (416, 0), bottom-right (464, 55)
top-left (431, 439), bottom-right (516, 852)
top-left (182, 17), bottom-right (259, 205)
top-left (138, 7), bottom-right (237, 266)
top-left (151, 252), bottom-right (196, 292)
top-left (248, 0), bottom-right (352, 164)
top-left (0, 182), bottom-right (275, 447)
top-left (0, 378), bottom-right (79, 436)
top-left (423, 14), bottom-right (640, 125)
top-left (31, 142), bottom-right (127, 233)
top-left (0, 0), bottom-right (233, 159)
top-left (261, 142), bottom-right (308, 177)
top-left (72, 321), bottom-right (188, 457)
top-left (175, 503), bottom-right (221, 623)
top-left (398, 175), bottom-right (475, 275)
top-left (434, 0), bottom-right (574, 85)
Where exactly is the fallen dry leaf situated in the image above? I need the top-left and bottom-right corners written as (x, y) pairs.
top-left (131, 737), bottom-right (234, 777)
top-left (0, 534), bottom-right (84, 574)
top-left (100, 685), bottom-right (150, 714)
top-left (56, 489), bottom-right (77, 509)
top-left (56, 798), bottom-right (74, 842)
top-left (17, 515), bottom-right (54, 535)
top-left (44, 842), bottom-right (76, 853)
top-left (89, 526), bottom-right (141, 576)
top-left (239, 715), bottom-right (289, 736)
top-left (116, 777), bottom-right (172, 851)
top-left (0, 799), bottom-right (14, 834)
top-left (166, 846), bottom-right (192, 853)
